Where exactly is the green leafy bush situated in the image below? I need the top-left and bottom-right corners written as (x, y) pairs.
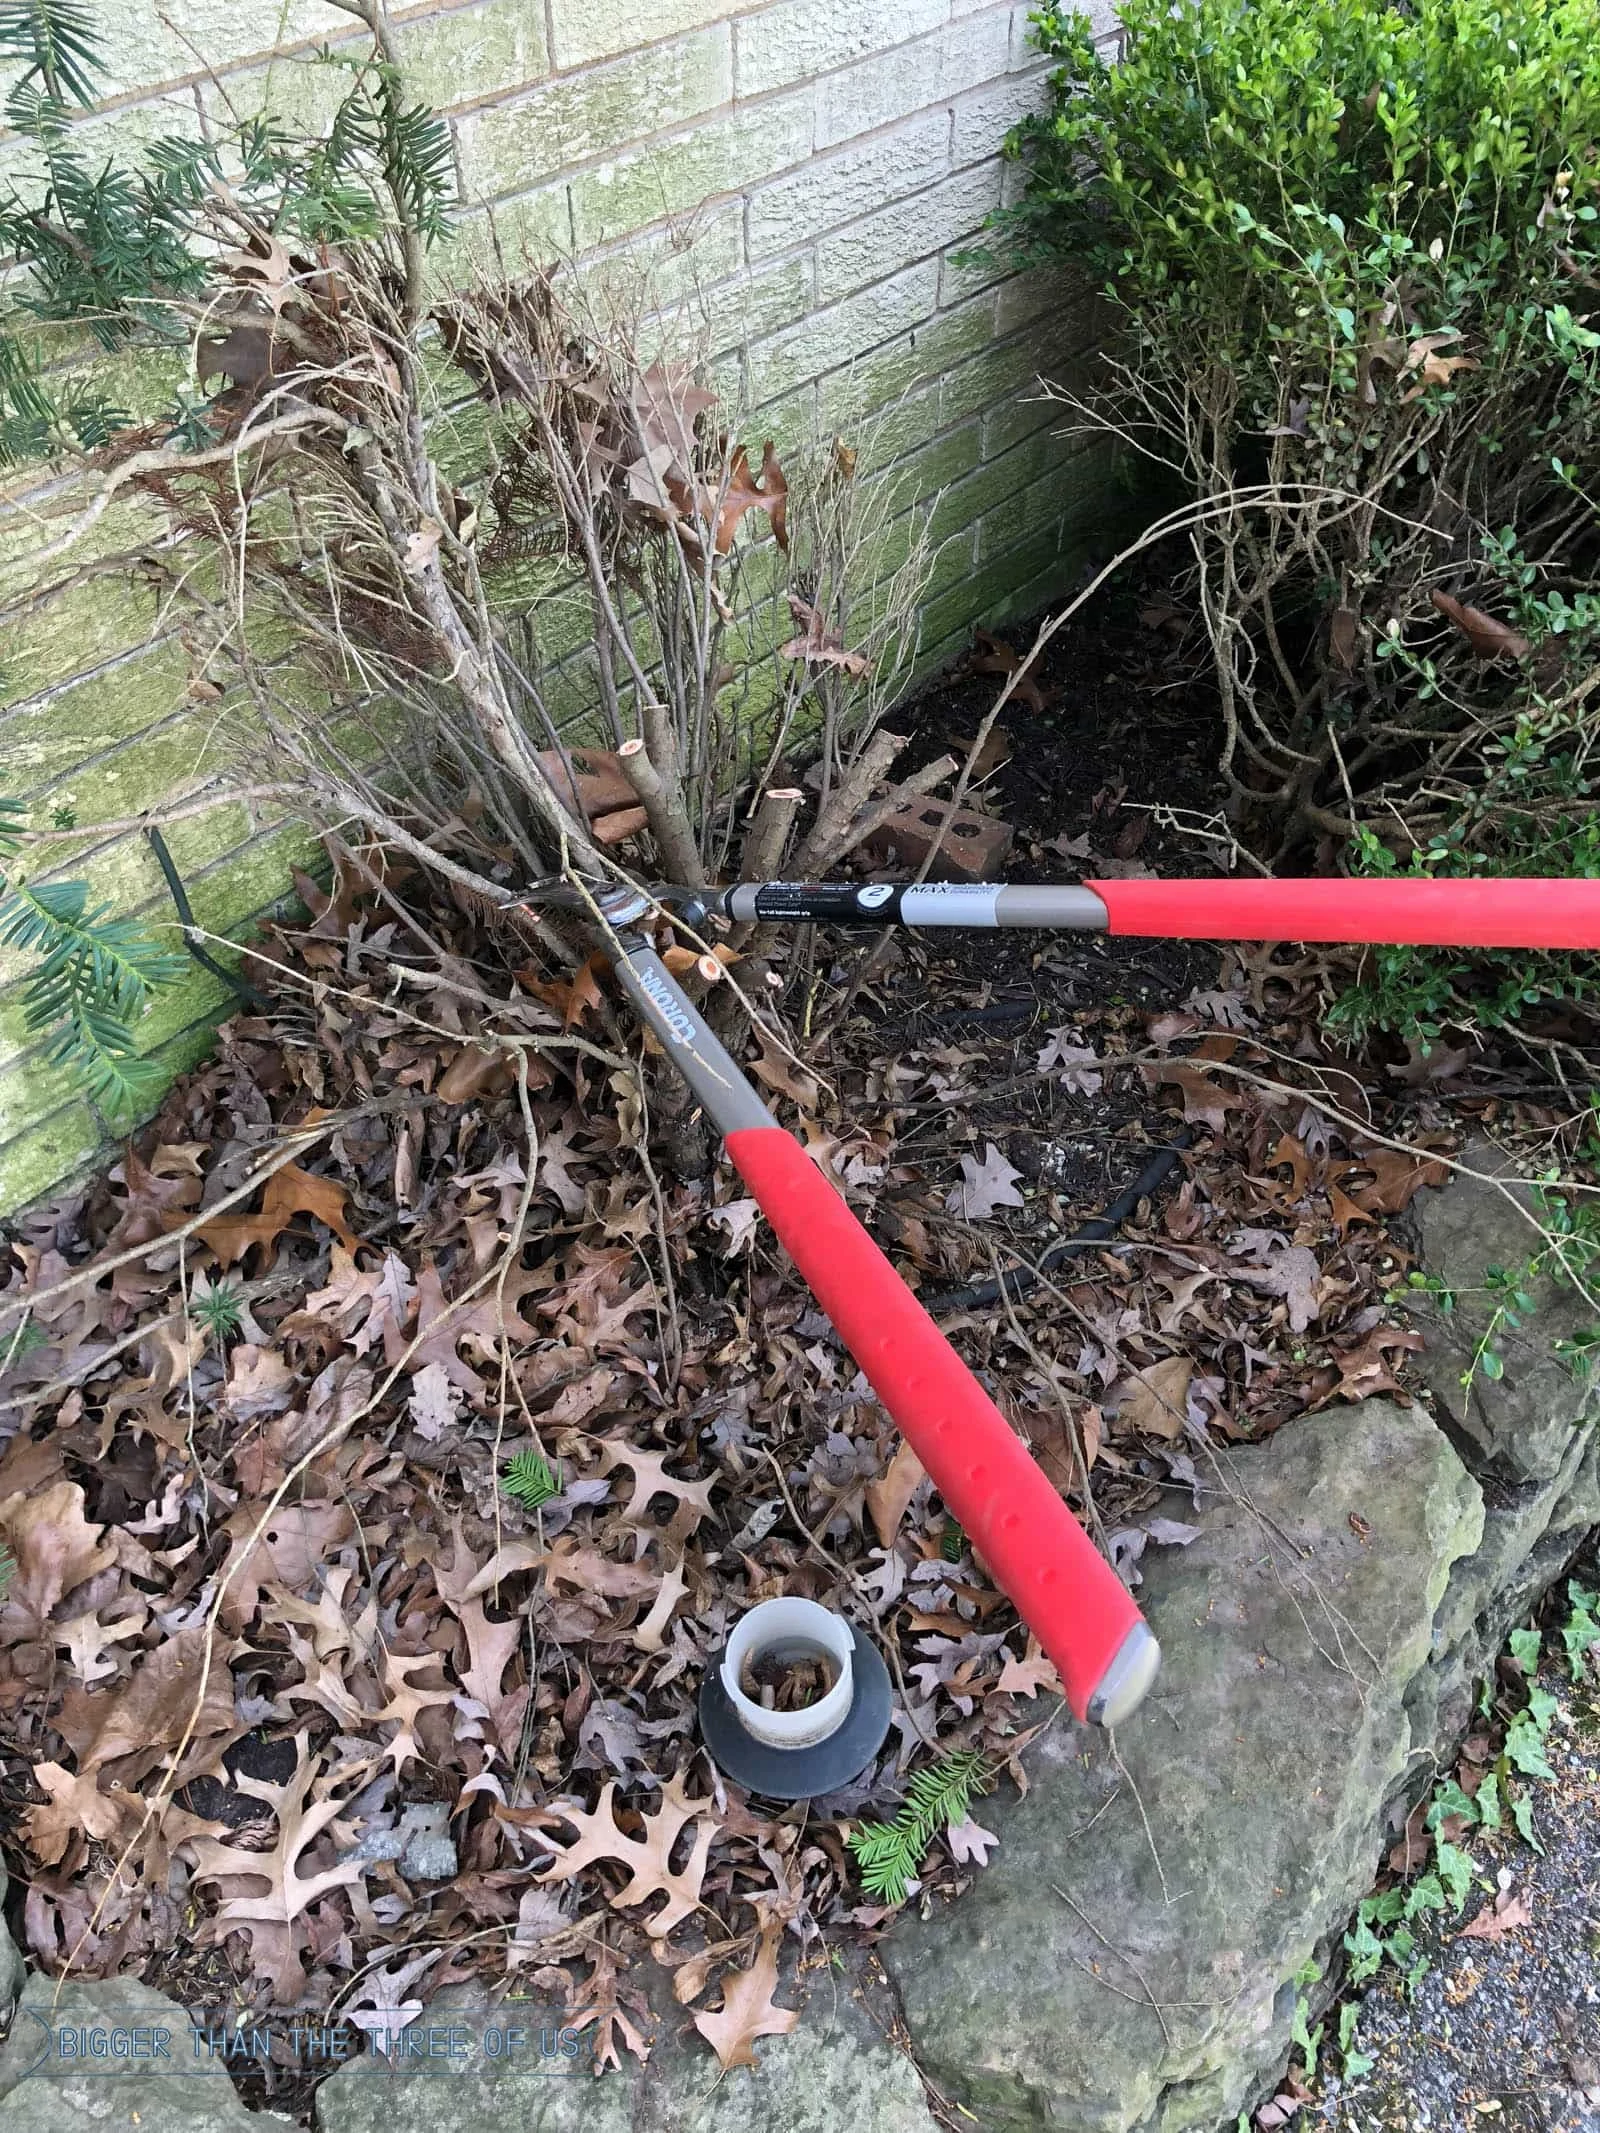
top-left (1001, 0), bottom-right (1600, 1032)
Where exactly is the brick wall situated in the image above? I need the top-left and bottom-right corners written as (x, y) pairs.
top-left (0, 0), bottom-right (1121, 1214)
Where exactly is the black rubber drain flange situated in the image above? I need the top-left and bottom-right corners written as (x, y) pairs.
top-left (698, 1624), bottom-right (892, 1800)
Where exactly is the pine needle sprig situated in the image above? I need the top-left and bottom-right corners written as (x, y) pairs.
top-left (501, 1446), bottom-right (561, 1511)
top-left (846, 1749), bottom-right (992, 1906)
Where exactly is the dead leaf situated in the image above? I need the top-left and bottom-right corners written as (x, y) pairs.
top-left (522, 954), bottom-right (605, 1031)
top-left (691, 1920), bottom-right (799, 2069)
top-left (1146, 1062), bottom-right (1244, 1133)
top-left (715, 441), bottom-right (788, 553)
top-left (402, 521), bottom-right (443, 577)
top-left (189, 1748), bottom-right (366, 1998)
top-left (1333, 1325), bottom-right (1425, 1401)
top-left (1460, 1889), bottom-right (1531, 1941)
top-left (0, 1482), bottom-right (116, 1622)
top-left (437, 1044), bottom-right (515, 1104)
top-left (407, 1359), bottom-right (463, 1441)
top-left (1430, 589), bottom-right (1531, 661)
top-left (944, 1815), bottom-right (998, 1868)
top-left (1115, 1356), bottom-right (1194, 1442)
top-left (993, 1637), bottom-right (1061, 1699)
top-left (81, 1621), bottom-right (236, 1774)
top-left (780, 595), bottom-right (870, 677)
top-left (218, 1500), bottom-right (355, 1631)
top-left (23, 1762), bottom-right (127, 1864)
top-left (946, 1143), bottom-right (1025, 1222)
top-left (537, 1773), bottom-right (717, 1941)
top-left (865, 1440), bottom-right (927, 1549)
top-left (1232, 1235), bottom-right (1323, 1333)
top-left (197, 1162), bottom-right (361, 1271)
top-left (707, 1198), bottom-right (761, 1257)
top-left (1037, 1032), bottom-right (1102, 1093)
top-left (965, 628), bottom-right (1051, 715)
top-left (1338, 1145), bottom-right (1449, 1216)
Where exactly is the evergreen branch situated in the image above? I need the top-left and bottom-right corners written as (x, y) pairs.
top-left (0, 0), bottom-right (100, 107)
top-left (0, 874), bottom-right (186, 1118)
top-left (501, 1446), bottom-right (560, 1510)
top-left (845, 1750), bottom-right (992, 1905)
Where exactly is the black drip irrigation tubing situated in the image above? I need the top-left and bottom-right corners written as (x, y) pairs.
top-left (144, 826), bottom-right (270, 1013)
top-left (927, 1129), bottom-right (1193, 1314)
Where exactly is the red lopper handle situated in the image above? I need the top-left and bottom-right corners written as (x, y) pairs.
top-left (1087, 876), bottom-right (1600, 948)
top-left (726, 1126), bottom-right (1148, 1722)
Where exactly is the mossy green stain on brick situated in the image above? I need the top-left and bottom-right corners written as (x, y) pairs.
top-left (463, 27), bottom-right (731, 196)
top-left (918, 527), bottom-right (1067, 651)
top-left (0, 578), bottom-right (160, 704)
top-left (34, 712), bottom-right (236, 834)
top-left (548, 0), bottom-right (728, 71)
top-left (2, 641), bottom-right (187, 787)
top-left (568, 93), bottom-right (815, 251)
top-left (0, 1100), bottom-right (104, 1217)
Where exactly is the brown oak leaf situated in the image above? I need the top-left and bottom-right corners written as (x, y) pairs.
top-left (1460, 1888), bottom-right (1532, 1941)
top-left (779, 596), bottom-right (870, 677)
top-left (691, 1921), bottom-right (799, 2070)
top-left (1115, 1356), bottom-right (1194, 1442)
top-left (23, 1761), bottom-right (127, 1864)
top-left (0, 1482), bottom-right (116, 1623)
top-left (864, 1439), bottom-right (927, 1549)
top-left (537, 1773), bottom-right (718, 1941)
top-left (197, 1162), bottom-right (361, 1271)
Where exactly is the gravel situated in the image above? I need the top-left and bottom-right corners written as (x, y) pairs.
top-left (1305, 1664), bottom-right (1600, 2133)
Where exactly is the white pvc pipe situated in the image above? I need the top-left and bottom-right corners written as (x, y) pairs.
top-left (720, 1597), bottom-right (855, 1750)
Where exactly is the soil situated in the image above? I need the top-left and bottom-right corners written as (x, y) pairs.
top-left (827, 584), bottom-right (1225, 1219)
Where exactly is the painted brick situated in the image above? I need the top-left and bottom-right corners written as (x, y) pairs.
top-left (703, 252), bottom-right (819, 358)
top-left (199, 0), bottom-right (551, 139)
top-left (570, 92), bottom-right (815, 250)
top-left (90, 0), bottom-right (354, 104)
top-left (460, 27), bottom-right (732, 195)
top-left (814, 12), bottom-right (1012, 152)
top-left (549, 0), bottom-right (733, 73)
top-left (950, 68), bottom-right (1051, 170)
top-left (817, 164), bottom-right (1001, 307)
top-left (746, 260), bottom-right (940, 407)
top-left (587, 200), bottom-right (746, 307)
top-left (745, 110), bottom-right (949, 261)
top-left (735, 0), bottom-right (946, 100)
top-left (437, 184), bottom-right (576, 276)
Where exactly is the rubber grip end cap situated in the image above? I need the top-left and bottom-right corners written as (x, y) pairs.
top-left (1085, 1621), bottom-right (1161, 1728)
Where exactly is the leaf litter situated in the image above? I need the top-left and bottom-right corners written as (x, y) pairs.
top-left (0, 640), bottom-right (1568, 2111)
